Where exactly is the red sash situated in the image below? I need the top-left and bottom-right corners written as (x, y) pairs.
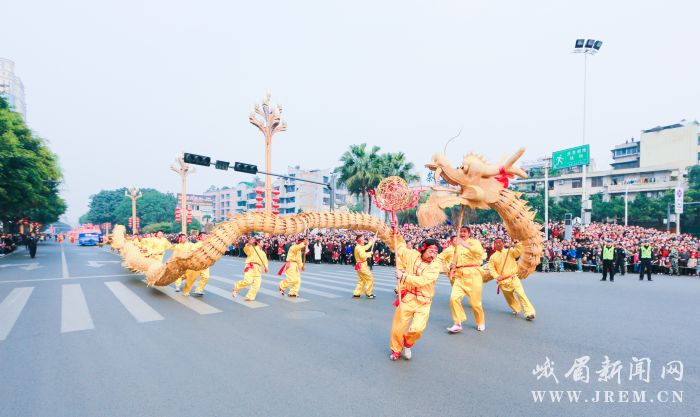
top-left (393, 288), bottom-right (430, 307)
top-left (244, 262), bottom-right (260, 273)
top-left (277, 260), bottom-right (299, 275)
top-left (496, 274), bottom-right (514, 294)
top-left (354, 261), bottom-right (366, 271)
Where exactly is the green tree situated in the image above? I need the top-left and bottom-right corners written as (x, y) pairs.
top-left (0, 97), bottom-right (65, 230)
top-left (334, 144), bottom-right (381, 213)
top-left (82, 188), bottom-right (178, 230)
top-left (82, 188), bottom-right (128, 224)
top-left (683, 166), bottom-right (700, 235)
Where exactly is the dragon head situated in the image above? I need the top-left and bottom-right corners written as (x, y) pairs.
top-left (425, 153), bottom-right (467, 187)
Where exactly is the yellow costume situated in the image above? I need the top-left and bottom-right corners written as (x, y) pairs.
top-left (390, 240), bottom-right (441, 355)
top-left (488, 242), bottom-right (536, 319)
top-left (437, 245), bottom-right (455, 284)
top-left (233, 243), bottom-right (269, 301)
top-left (278, 242), bottom-right (306, 296)
top-left (147, 236), bottom-right (172, 262)
top-left (172, 240), bottom-right (196, 290)
top-left (182, 241), bottom-right (210, 296)
top-left (449, 238), bottom-right (486, 328)
top-left (353, 241), bottom-right (375, 297)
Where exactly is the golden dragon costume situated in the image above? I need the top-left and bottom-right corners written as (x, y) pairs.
top-left (109, 148), bottom-right (542, 286)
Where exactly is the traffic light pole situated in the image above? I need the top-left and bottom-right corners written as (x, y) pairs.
top-left (184, 153), bottom-right (335, 211)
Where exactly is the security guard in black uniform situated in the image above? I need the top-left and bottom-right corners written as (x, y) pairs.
top-left (639, 239), bottom-right (653, 281)
top-left (601, 240), bottom-right (616, 282)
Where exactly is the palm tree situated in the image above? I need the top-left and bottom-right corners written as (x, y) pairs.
top-left (334, 144), bottom-right (381, 213)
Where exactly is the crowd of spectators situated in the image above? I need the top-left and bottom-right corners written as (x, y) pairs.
top-left (544, 222), bottom-right (699, 275)
top-left (0, 234), bottom-right (20, 255)
top-left (0, 233), bottom-right (44, 256)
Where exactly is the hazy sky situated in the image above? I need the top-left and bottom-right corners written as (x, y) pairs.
top-left (2, 0), bottom-right (699, 223)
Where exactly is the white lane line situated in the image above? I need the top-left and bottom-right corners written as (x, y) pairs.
top-left (204, 284), bottom-right (268, 309)
top-left (209, 275), bottom-right (308, 303)
top-left (0, 287), bottom-right (33, 341)
top-left (0, 274), bottom-right (137, 284)
top-left (61, 245), bottom-right (70, 278)
top-left (61, 284), bottom-right (94, 333)
top-left (151, 285), bottom-right (222, 315)
top-left (258, 280), bottom-right (340, 298)
top-left (105, 282), bottom-right (164, 322)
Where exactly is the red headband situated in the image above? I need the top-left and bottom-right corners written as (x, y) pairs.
top-left (419, 243), bottom-right (439, 252)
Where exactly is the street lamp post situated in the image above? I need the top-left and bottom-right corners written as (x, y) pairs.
top-left (544, 158), bottom-right (551, 241)
top-left (624, 183), bottom-right (630, 227)
top-left (171, 156), bottom-right (196, 234)
top-left (249, 93), bottom-right (287, 215)
top-left (125, 187), bottom-right (142, 236)
top-left (573, 38), bottom-right (603, 225)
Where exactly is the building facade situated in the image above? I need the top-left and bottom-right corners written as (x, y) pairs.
top-left (514, 120), bottom-right (699, 203)
top-left (0, 58), bottom-right (27, 119)
top-left (202, 166), bottom-right (353, 222)
top-left (203, 186), bottom-right (238, 222)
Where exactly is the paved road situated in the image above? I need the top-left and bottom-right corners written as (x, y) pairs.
top-left (0, 241), bottom-right (697, 417)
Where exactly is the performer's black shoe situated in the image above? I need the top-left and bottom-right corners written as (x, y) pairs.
top-left (288, 294), bottom-right (298, 298)
top-left (352, 294), bottom-right (361, 298)
top-left (526, 314), bottom-right (535, 321)
top-left (367, 294), bottom-right (376, 299)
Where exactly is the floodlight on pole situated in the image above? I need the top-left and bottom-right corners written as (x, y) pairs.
top-left (572, 37), bottom-right (603, 225)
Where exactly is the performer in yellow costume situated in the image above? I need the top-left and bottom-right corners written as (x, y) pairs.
top-left (232, 236), bottom-right (269, 301)
top-left (353, 235), bottom-right (376, 299)
top-left (446, 226), bottom-right (487, 333)
top-left (436, 235), bottom-right (457, 285)
top-left (182, 232), bottom-right (210, 297)
top-left (278, 237), bottom-right (307, 297)
top-left (389, 236), bottom-right (442, 361)
top-left (172, 234), bottom-right (195, 292)
top-left (488, 238), bottom-right (536, 320)
top-left (147, 230), bottom-right (172, 262)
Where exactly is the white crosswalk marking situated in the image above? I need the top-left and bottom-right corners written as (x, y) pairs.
top-left (259, 279), bottom-right (340, 298)
top-left (312, 271), bottom-right (397, 289)
top-left (209, 275), bottom-right (308, 303)
top-left (0, 287), bottom-right (33, 341)
top-left (61, 284), bottom-right (94, 333)
top-left (204, 284), bottom-right (268, 309)
top-left (300, 272), bottom-right (394, 293)
top-left (151, 285), bottom-right (222, 315)
top-left (256, 287), bottom-right (308, 303)
top-left (105, 282), bottom-right (164, 322)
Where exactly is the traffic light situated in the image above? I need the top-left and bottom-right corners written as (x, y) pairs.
top-left (215, 160), bottom-right (230, 170)
top-left (183, 153), bottom-right (211, 167)
top-left (233, 162), bottom-right (258, 174)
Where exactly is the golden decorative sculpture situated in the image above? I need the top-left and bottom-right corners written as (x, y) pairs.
top-left (418, 148), bottom-right (543, 279)
top-left (110, 148), bottom-right (543, 284)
